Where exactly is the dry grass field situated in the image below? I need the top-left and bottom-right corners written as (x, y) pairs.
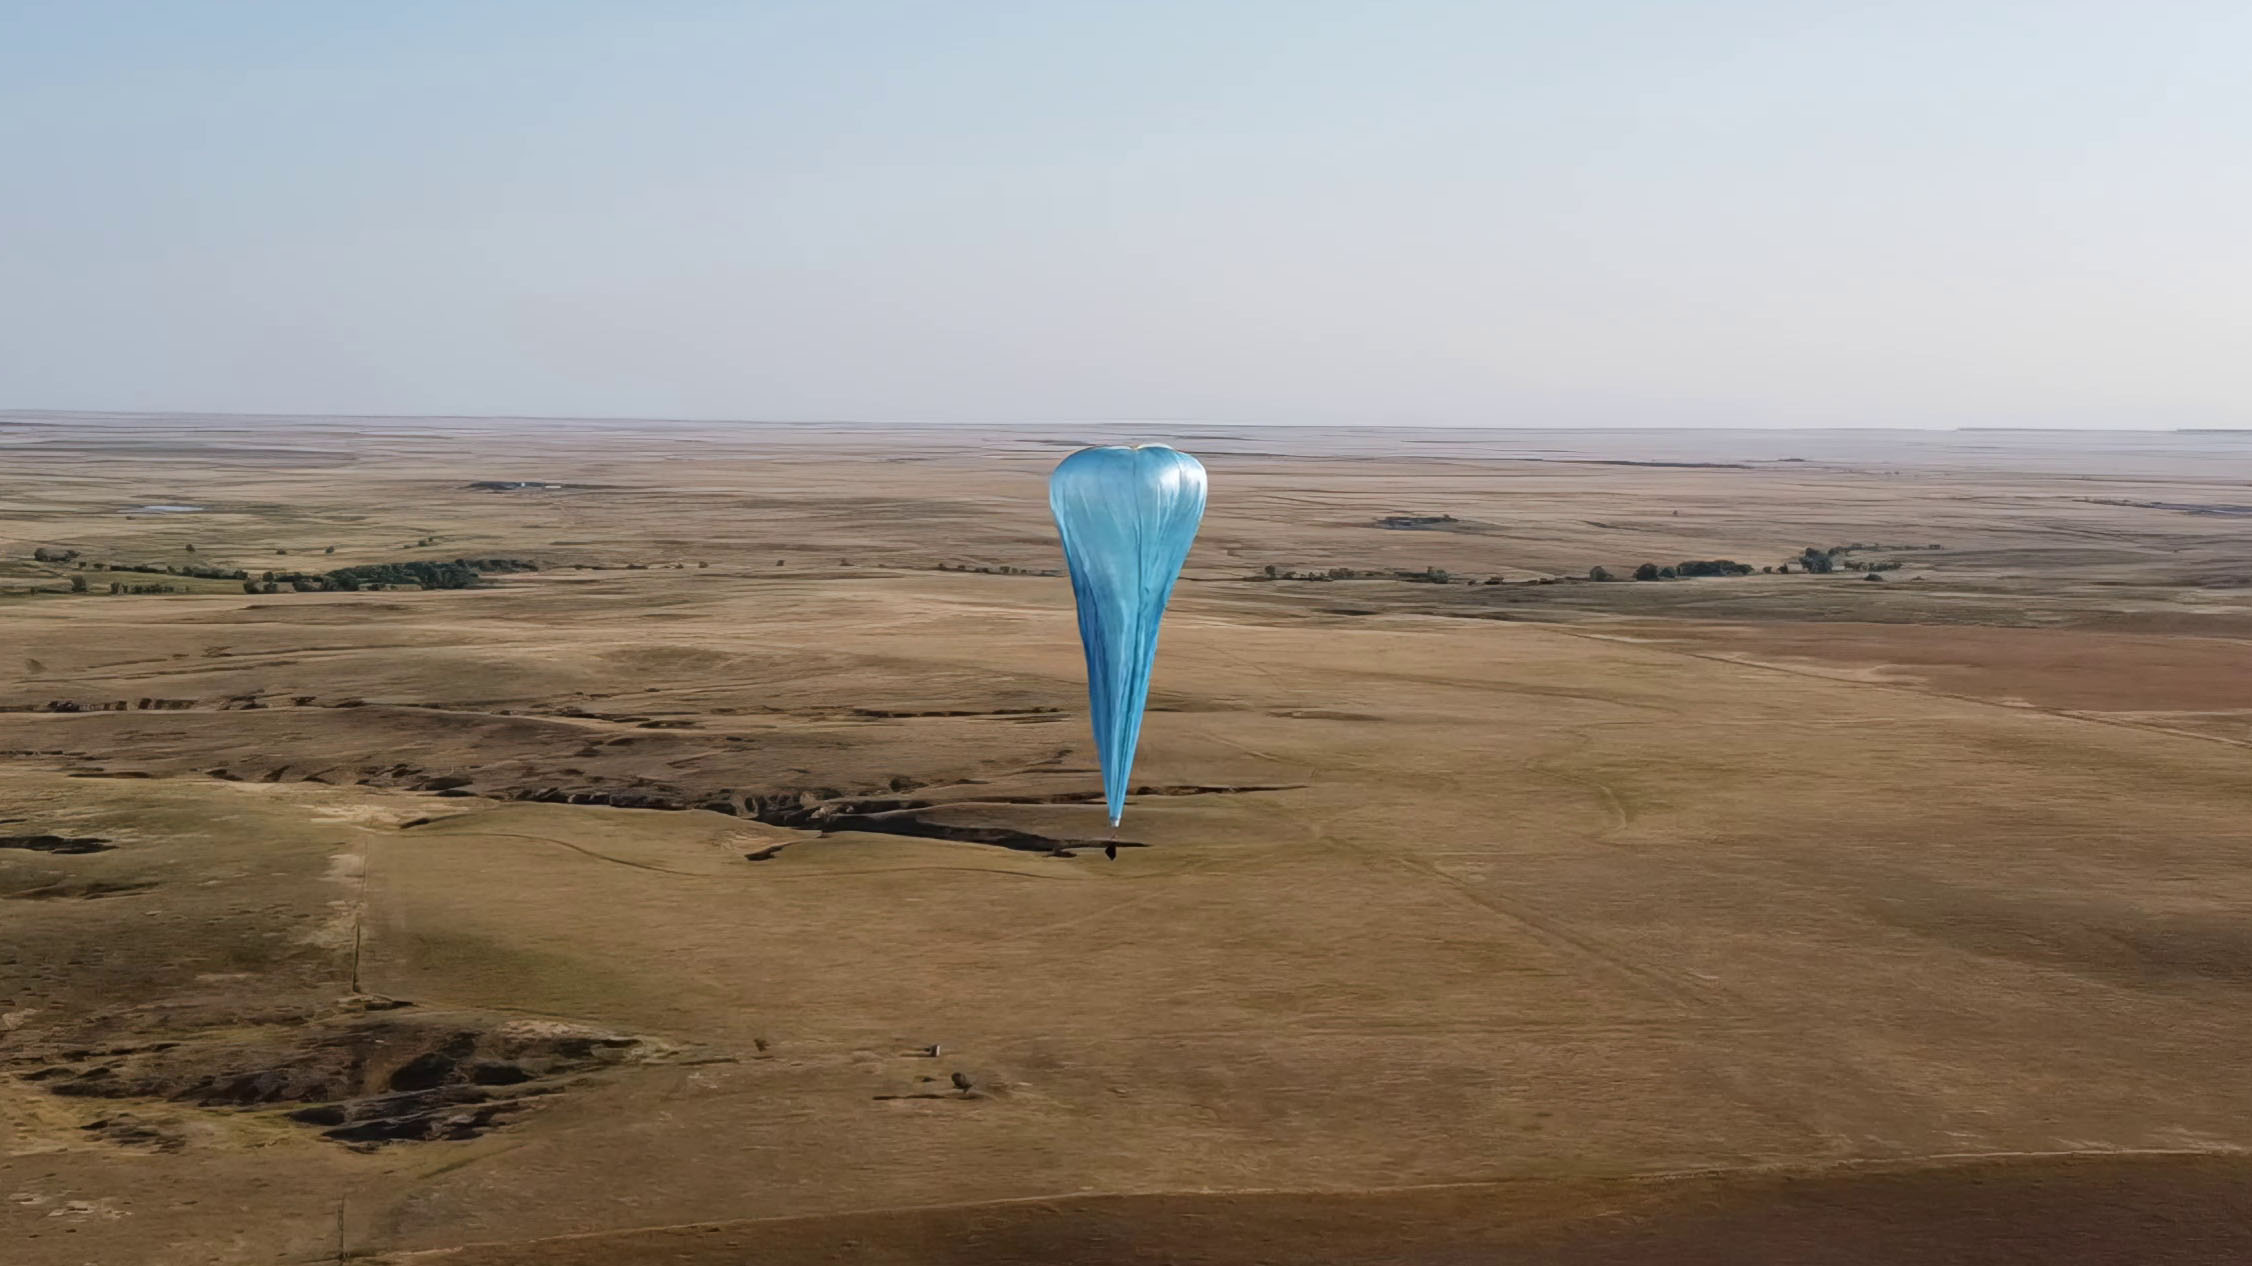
top-left (3, 413), bottom-right (2250, 1263)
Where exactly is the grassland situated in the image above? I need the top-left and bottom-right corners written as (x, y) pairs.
top-left (3, 413), bottom-right (2250, 1263)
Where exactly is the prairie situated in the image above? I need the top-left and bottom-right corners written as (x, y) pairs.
top-left (4, 414), bottom-right (2250, 1263)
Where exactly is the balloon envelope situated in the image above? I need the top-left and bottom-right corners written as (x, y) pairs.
top-left (1049, 445), bottom-right (1208, 827)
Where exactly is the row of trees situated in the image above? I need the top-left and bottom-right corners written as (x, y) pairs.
top-left (1590, 560), bottom-right (1756, 581)
top-left (1784, 546), bottom-right (1909, 575)
top-left (76, 560), bottom-right (253, 581)
top-left (245, 557), bottom-right (539, 593)
top-left (32, 545), bottom-right (541, 598)
top-left (1256, 564), bottom-right (1510, 584)
top-left (936, 562), bottom-right (1060, 576)
top-left (1584, 548), bottom-right (1929, 581)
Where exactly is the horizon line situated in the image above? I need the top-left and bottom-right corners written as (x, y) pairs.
top-left (0, 408), bottom-right (2241, 435)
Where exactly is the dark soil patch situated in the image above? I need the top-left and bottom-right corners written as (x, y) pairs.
top-left (16, 1011), bottom-right (674, 1149)
top-left (0, 834), bottom-right (112, 854)
top-left (5, 879), bottom-right (156, 901)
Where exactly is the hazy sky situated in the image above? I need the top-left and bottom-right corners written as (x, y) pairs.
top-left (4, 2), bottom-right (2246, 427)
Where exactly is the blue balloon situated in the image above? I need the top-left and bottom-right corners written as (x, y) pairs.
top-left (1049, 445), bottom-right (1208, 827)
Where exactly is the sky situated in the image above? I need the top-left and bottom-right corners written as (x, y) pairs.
top-left (2, 1), bottom-right (2247, 428)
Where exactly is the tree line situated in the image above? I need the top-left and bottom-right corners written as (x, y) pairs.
top-left (27, 546), bottom-right (537, 595)
top-left (1589, 560), bottom-right (1756, 581)
top-left (243, 557), bottom-right (539, 593)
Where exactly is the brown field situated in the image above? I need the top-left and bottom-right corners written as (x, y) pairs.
top-left (3, 414), bottom-right (2250, 1264)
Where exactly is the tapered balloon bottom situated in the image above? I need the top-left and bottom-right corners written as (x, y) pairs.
top-left (1050, 443), bottom-right (1208, 831)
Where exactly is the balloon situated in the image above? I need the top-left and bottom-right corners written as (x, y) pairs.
top-left (1049, 445), bottom-right (1208, 828)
